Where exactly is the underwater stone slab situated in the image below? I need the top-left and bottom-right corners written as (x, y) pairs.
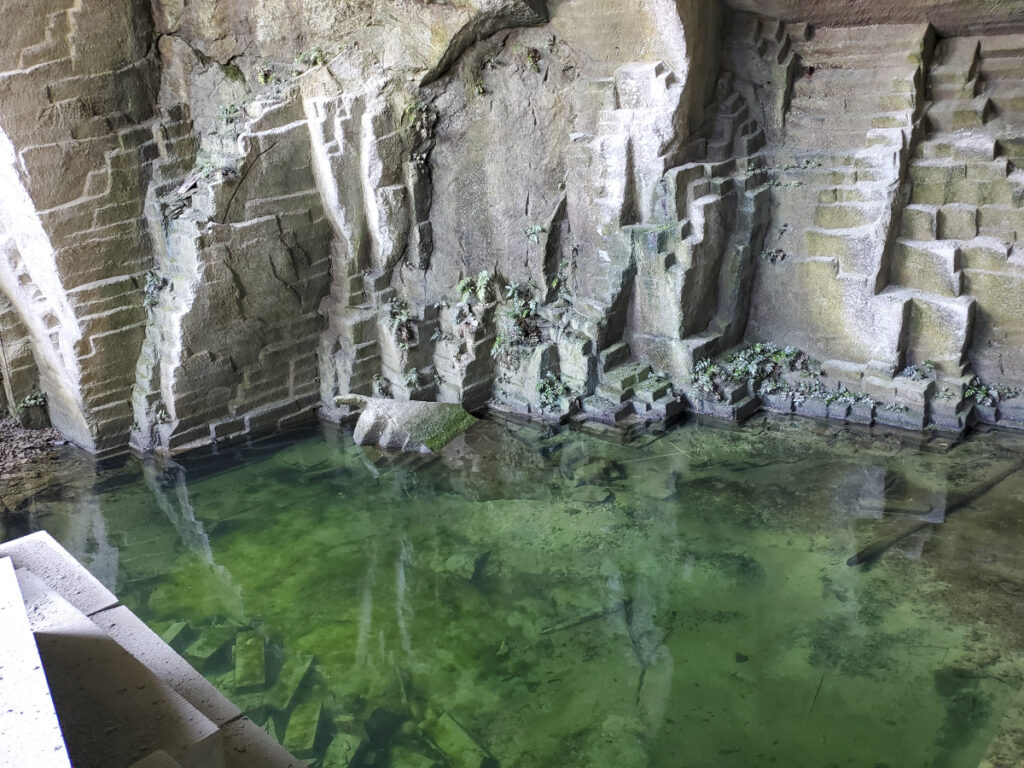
top-left (234, 630), bottom-right (267, 693)
top-left (429, 713), bottom-right (497, 768)
top-left (184, 624), bottom-right (237, 669)
top-left (322, 733), bottom-right (362, 768)
top-left (161, 621), bottom-right (194, 652)
top-left (391, 747), bottom-right (436, 768)
top-left (283, 701), bottom-right (323, 759)
top-left (265, 652), bottom-right (315, 711)
top-left (350, 398), bottom-right (477, 454)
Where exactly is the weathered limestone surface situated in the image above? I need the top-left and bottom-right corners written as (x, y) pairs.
top-left (4, 0), bottom-right (1024, 453)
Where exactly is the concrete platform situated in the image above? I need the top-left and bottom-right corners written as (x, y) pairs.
top-left (0, 532), bottom-right (305, 768)
top-left (0, 557), bottom-right (71, 768)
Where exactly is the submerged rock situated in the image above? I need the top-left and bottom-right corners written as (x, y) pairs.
top-left (349, 398), bottom-right (478, 455)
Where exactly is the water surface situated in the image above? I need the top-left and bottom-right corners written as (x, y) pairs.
top-left (4, 414), bottom-right (1024, 768)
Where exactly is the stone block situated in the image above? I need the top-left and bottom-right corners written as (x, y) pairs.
top-left (265, 652), bottom-right (315, 711)
top-left (429, 713), bottom-right (497, 768)
top-left (0, 531), bottom-right (116, 616)
top-left (283, 701), bottom-right (324, 759)
top-left (0, 558), bottom-right (71, 768)
top-left (183, 624), bottom-right (236, 669)
top-left (901, 205), bottom-right (937, 240)
top-left (937, 204), bottom-right (978, 239)
top-left (322, 733), bottom-right (363, 767)
top-left (234, 630), bottom-right (266, 693)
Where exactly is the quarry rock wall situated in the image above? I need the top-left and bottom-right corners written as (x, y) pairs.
top-left (2, 0), bottom-right (1024, 453)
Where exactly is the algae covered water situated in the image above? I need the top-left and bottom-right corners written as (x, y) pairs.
top-left (5, 414), bottom-right (1024, 768)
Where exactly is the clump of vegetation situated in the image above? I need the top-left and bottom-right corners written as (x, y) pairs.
top-left (383, 297), bottom-right (416, 347)
top-left (691, 358), bottom-right (724, 402)
top-left (456, 271), bottom-right (494, 304)
top-left (473, 77), bottom-right (486, 96)
top-left (692, 343), bottom-right (877, 408)
top-left (491, 282), bottom-right (542, 365)
top-left (373, 373), bottom-right (392, 398)
top-left (300, 47), bottom-right (326, 68)
top-left (524, 47), bottom-right (541, 72)
top-left (218, 103), bottom-right (241, 125)
top-left (883, 402), bottom-right (909, 413)
top-left (403, 368), bottom-right (421, 390)
top-left (143, 271), bottom-right (167, 308)
top-left (17, 390), bottom-right (47, 413)
top-left (537, 371), bottom-right (571, 411)
top-left (900, 360), bottom-right (937, 381)
top-left (257, 68), bottom-right (275, 85)
top-left (525, 224), bottom-right (545, 243)
top-left (760, 248), bottom-right (787, 264)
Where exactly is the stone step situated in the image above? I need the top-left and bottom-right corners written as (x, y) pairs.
top-left (978, 204), bottom-right (1024, 240)
top-left (15, 569), bottom-right (225, 768)
top-left (785, 110), bottom-right (910, 135)
top-left (813, 202), bottom-right (882, 229)
top-left (928, 77), bottom-right (982, 100)
top-left (792, 65), bottom-right (918, 94)
top-left (805, 226), bottom-right (880, 273)
top-left (891, 240), bottom-right (964, 297)
top-left (998, 137), bottom-right (1024, 163)
top-left (917, 135), bottom-right (998, 161)
top-left (799, 48), bottom-right (923, 71)
top-left (790, 92), bottom-right (917, 116)
top-left (581, 395), bottom-right (634, 425)
top-left (935, 37), bottom-right (981, 66)
top-left (599, 342), bottom-right (630, 371)
top-left (130, 751), bottom-right (183, 768)
top-left (980, 33), bottom-right (1024, 58)
top-left (901, 204), bottom-right (938, 239)
top-left (937, 203), bottom-right (981, 239)
top-left (601, 361), bottom-right (653, 392)
top-left (925, 96), bottom-right (994, 132)
top-left (980, 55), bottom-right (1024, 79)
top-left (881, 287), bottom-right (975, 375)
top-left (0, 558), bottom-right (71, 768)
top-left (632, 376), bottom-right (672, 404)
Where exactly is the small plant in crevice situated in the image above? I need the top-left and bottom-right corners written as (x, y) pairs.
top-left (761, 248), bottom-right (787, 265)
top-left (524, 47), bottom-right (541, 72)
top-left (473, 77), bottom-right (486, 96)
top-left (383, 297), bottom-right (416, 346)
top-left (403, 368), bottom-right (421, 390)
top-left (900, 360), bottom-right (937, 381)
top-left (293, 46), bottom-right (326, 76)
top-left (143, 271), bottom-right (168, 308)
top-left (525, 224), bottom-right (545, 243)
top-left (883, 402), bottom-right (909, 413)
top-left (537, 371), bottom-right (571, 412)
top-left (964, 377), bottom-right (1022, 407)
top-left (691, 359), bottom-right (724, 402)
top-left (17, 390), bottom-right (47, 414)
top-left (218, 103), bottom-right (241, 125)
top-left (491, 283), bottom-right (542, 366)
top-left (373, 373), bottom-right (392, 398)
top-left (257, 68), bottom-right (275, 85)
top-left (456, 271), bottom-right (494, 304)
top-left (155, 407), bottom-right (171, 424)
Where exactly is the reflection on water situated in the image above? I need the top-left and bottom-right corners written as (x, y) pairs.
top-left (4, 414), bottom-right (1024, 768)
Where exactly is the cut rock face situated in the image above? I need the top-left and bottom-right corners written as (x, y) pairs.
top-left (350, 398), bottom-right (478, 454)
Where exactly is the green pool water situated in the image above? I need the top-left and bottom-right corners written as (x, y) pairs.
top-left (5, 413), bottom-right (1024, 768)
